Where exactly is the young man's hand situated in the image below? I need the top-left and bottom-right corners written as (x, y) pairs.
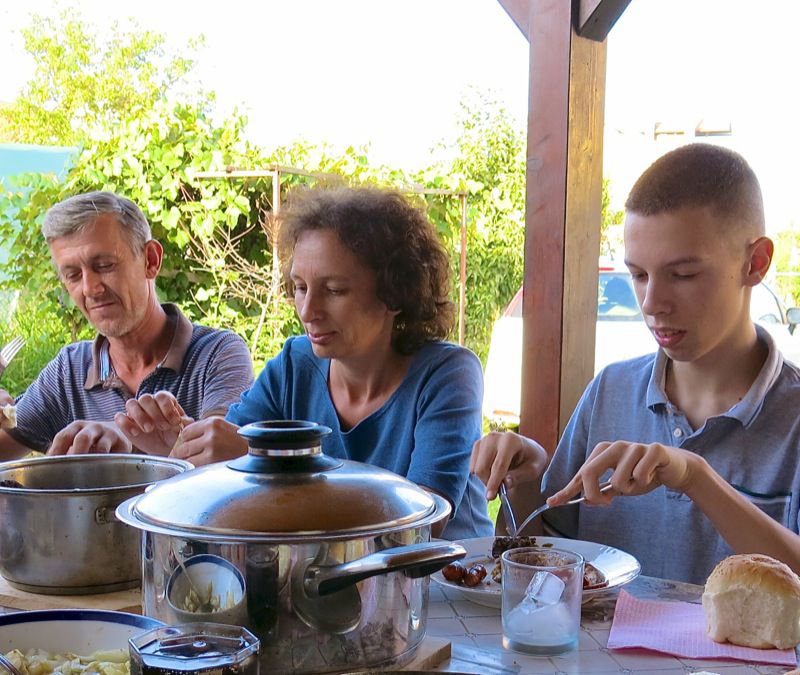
top-left (470, 431), bottom-right (549, 500)
top-left (168, 417), bottom-right (248, 466)
top-left (114, 392), bottom-right (192, 457)
top-left (547, 440), bottom-right (697, 507)
top-left (48, 420), bottom-right (133, 455)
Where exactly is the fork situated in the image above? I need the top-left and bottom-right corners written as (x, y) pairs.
top-left (0, 652), bottom-right (24, 675)
top-left (512, 480), bottom-right (615, 536)
top-left (0, 337), bottom-right (25, 381)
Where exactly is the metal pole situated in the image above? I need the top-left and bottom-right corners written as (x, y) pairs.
top-left (459, 193), bottom-right (467, 346)
top-left (272, 170), bottom-right (281, 312)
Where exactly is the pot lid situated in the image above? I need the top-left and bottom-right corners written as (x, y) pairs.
top-left (124, 421), bottom-right (439, 539)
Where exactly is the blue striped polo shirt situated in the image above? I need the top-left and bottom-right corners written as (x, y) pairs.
top-left (542, 325), bottom-right (800, 585)
top-left (8, 304), bottom-right (254, 452)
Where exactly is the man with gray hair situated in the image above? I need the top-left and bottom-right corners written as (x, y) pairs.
top-left (0, 191), bottom-right (254, 460)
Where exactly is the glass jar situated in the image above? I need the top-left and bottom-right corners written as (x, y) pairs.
top-left (129, 623), bottom-right (259, 675)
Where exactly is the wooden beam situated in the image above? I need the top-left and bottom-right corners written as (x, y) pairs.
top-left (497, 0), bottom-right (532, 40)
top-left (519, 0), bottom-right (606, 453)
top-left (561, 19), bottom-right (607, 432)
top-left (577, 0), bottom-right (632, 42)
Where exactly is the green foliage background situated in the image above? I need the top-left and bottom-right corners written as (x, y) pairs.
top-left (773, 229), bottom-right (800, 309)
top-left (0, 11), bottom-right (533, 397)
top-left (0, 10), bottom-right (612, 402)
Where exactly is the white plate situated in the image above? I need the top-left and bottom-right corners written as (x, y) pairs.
top-left (431, 536), bottom-right (641, 608)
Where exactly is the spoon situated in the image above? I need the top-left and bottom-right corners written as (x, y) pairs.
top-left (171, 543), bottom-right (216, 614)
top-left (512, 481), bottom-right (614, 536)
top-left (0, 652), bottom-right (24, 675)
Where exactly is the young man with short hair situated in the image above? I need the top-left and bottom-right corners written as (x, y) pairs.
top-left (471, 143), bottom-right (800, 584)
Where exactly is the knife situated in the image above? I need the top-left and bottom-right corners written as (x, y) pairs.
top-left (498, 483), bottom-right (517, 537)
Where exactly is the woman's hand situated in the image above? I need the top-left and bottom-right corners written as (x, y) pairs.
top-left (114, 392), bottom-right (192, 457)
top-left (547, 440), bottom-right (696, 507)
top-left (169, 417), bottom-right (248, 466)
top-left (0, 389), bottom-right (13, 406)
top-left (48, 421), bottom-right (133, 455)
top-left (470, 431), bottom-right (549, 500)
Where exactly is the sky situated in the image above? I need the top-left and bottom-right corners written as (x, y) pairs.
top-left (603, 0), bottom-right (800, 230)
top-left (0, 0), bottom-right (530, 168)
top-left (1, 0), bottom-right (799, 229)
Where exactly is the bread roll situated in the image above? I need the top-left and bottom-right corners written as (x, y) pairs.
top-left (0, 404), bottom-right (15, 429)
top-left (702, 554), bottom-right (800, 649)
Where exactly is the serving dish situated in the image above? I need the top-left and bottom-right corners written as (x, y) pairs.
top-left (0, 609), bottom-right (163, 654)
top-left (431, 536), bottom-right (640, 608)
top-left (0, 454), bottom-right (190, 594)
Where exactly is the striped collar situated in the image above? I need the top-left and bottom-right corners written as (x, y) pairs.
top-left (645, 324), bottom-right (783, 428)
top-left (84, 303), bottom-right (194, 390)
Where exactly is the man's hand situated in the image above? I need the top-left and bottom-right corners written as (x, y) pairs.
top-left (470, 431), bottom-right (549, 500)
top-left (114, 392), bottom-right (192, 457)
top-left (547, 440), bottom-right (696, 507)
top-left (48, 420), bottom-right (133, 455)
top-left (169, 417), bottom-right (248, 466)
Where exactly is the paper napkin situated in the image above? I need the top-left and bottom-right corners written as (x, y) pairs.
top-left (607, 589), bottom-right (797, 667)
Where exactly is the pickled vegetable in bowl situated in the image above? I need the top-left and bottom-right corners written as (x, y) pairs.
top-left (0, 610), bottom-right (163, 675)
top-left (4, 647), bottom-right (129, 675)
top-left (166, 555), bottom-right (247, 626)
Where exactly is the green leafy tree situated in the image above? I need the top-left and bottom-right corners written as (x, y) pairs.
top-left (0, 10), bottom-right (623, 396)
top-left (0, 99), bottom-right (293, 371)
top-left (601, 177), bottom-right (625, 257)
top-left (417, 90), bottom-right (527, 362)
top-left (0, 9), bottom-right (206, 146)
top-left (773, 228), bottom-right (800, 307)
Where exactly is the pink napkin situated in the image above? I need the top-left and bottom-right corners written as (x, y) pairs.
top-left (607, 589), bottom-right (797, 667)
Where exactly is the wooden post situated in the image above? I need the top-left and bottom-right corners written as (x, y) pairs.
top-left (517, 0), bottom-right (607, 453)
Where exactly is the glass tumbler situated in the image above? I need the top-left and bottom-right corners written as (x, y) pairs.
top-left (501, 547), bottom-right (584, 655)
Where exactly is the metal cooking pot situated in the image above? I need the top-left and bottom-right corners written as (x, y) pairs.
top-left (0, 454), bottom-right (191, 594)
top-left (117, 421), bottom-right (466, 675)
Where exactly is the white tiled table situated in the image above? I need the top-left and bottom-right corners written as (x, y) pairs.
top-left (426, 575), bottom-right (797, 675)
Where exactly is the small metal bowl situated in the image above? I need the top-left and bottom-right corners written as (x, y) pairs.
top-left (166, 554), bottom-right (248, 626)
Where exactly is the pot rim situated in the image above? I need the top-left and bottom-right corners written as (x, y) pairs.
top-left (0, 454), bottom-right (193, 495)
top-left (116, 491), bottom-right (452, 543)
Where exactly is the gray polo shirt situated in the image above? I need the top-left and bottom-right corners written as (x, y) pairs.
top-left (9, 304), bottom-right (254, 452)
top-left (542, 325), bottom-right (800, 585)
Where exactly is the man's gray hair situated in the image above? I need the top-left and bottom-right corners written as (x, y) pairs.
top-left (42, 191), bottom-right (152, 253)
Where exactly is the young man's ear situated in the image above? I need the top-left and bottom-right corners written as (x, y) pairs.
top-left (744, 236), bottom-right (774, 286)
top-left (143, 240), bottom-right (163, 280)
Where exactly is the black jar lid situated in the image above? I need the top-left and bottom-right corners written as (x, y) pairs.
top-left (129, 623), bottom-right (259, 673)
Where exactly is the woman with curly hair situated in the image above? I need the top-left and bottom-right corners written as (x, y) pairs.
top-left (173, 185), bottom-right (492, 539)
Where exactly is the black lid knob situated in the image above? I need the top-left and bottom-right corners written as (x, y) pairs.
top-left (237, 420), bottom-right (332, 450)
top-left (229, 420), bottom-right (339, 474)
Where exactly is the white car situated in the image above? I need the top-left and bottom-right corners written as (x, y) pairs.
top-left (482, 271), bottom-right (800, 426)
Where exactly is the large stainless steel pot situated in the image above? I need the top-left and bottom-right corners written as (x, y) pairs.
top-left (117, 421), bottom-right (466, 675)
top-left (0, 454), bottom-right (190, 594)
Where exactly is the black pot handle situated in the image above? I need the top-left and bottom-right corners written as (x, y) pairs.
top-left (303, 541), bottom-right (466, 597)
